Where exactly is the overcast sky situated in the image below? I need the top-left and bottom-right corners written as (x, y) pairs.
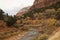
top-left (0, 0), bottom-right (34, 15)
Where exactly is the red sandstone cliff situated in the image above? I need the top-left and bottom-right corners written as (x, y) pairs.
top-left (16, 0), bottom-right (60, 16)
top-left (31, 0), bottom-right (60, 9)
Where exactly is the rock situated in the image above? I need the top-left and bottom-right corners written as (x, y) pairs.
top-left (16, 0), bottom-right (60, 16)
top-left (31, 0), bottom-right (60, 10)
top-left (16, 7), bottom-right (31, 16)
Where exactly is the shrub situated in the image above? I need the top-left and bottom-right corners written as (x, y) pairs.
top-left (35, 34), bottom-right (49, 40)
top-left (46, 18), bottom-right (57, 26)
top-left (6, 16), bottom-right (16, 26)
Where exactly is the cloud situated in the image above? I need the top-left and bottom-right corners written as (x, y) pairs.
top-left (0, 0), bottom-right (34, 15)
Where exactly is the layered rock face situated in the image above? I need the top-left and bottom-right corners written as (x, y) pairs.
top-left (16, 0), bottom-right (60, 16)
top-left (31, 0), bottom-right (59, 9)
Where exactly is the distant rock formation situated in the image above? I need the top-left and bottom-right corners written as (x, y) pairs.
top-left (16, 7), bottom-right (31, 16)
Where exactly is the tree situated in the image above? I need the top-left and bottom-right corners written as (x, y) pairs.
top-left (0, 9), bottom-right (4, 20)
top-left (6, 16), bottom-right (16, 26)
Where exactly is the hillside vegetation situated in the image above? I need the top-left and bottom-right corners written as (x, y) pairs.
top-left (0, 9), bottom-right (27, 40)
top-left (0, 1), bottom-right (60, 40)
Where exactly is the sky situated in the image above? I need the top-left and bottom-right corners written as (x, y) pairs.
top-left (0, 0), bottom-right (34, 15)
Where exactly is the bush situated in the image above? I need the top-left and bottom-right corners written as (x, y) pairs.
top-left (35, 34), bottom-right (49, 40)
top-left (6, 16), bottom-right (16, 26)
top-left (46, 18), bottom-right (57, 26)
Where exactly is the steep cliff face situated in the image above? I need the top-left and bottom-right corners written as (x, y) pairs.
top-left (31, 0), bottom-right (60, 9)
top-left (16, 0), bottom-right (60, 16)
